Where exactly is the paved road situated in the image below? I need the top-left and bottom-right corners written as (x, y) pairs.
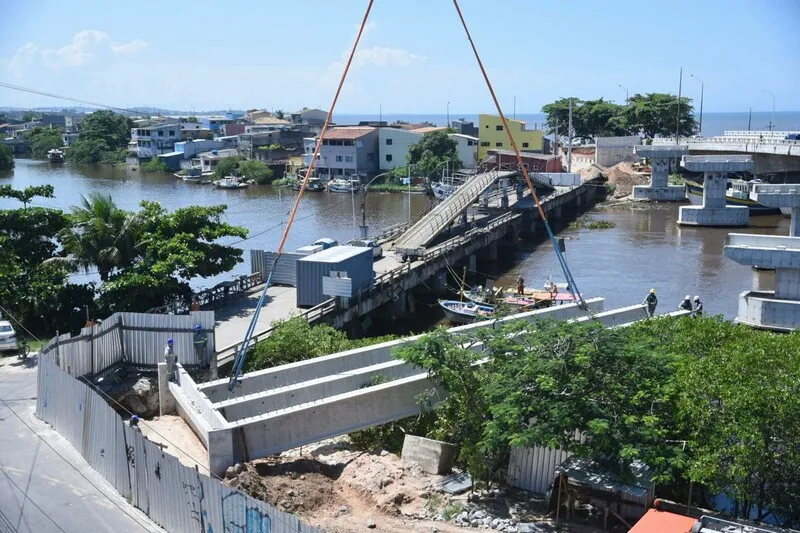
top-left (0, 355), bottom-right (162, 533)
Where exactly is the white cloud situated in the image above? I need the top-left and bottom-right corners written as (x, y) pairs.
top-left (354, 46), bottom-right (426, 68)
top-left (42, 30), bottom-right (109, 69)
top-left (2, 43), bottom-right (39, 77)
top-left (112, 39), bottom-right (149, 55)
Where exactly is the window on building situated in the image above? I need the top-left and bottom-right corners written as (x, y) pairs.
top-left (158, 130), bottom-right (164, 137)
top-left (345, 155), bottom-right (353, 163)
top-left (367, 153), bottom-right (374, 161)
top-left (386, 138), bottom-right (393, 145)
top-left (169, 130), bottom-right (175, 136)
top-left (467, 140), bottom-right (474, 146)
top-left (532, 165), bottom-right (539, 171)
top-left (386, 154), bottom-right (393, 162)
top-left (480, 141), bottom-right (490, 147)
top-left (496, 125), bottom-right (503, 131)
top-left (522, 142), bottom-right (529, 148)
top-left (496, 142), bottom-right (503, 147)
top-left (335, 155), bottom-right (343, 162)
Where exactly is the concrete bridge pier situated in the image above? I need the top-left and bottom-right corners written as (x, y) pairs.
top-left (479, 242), bottom-right (499, 262)
top-left (432, 271), bottom-right (448, 295)
top-left (678, 155), bottom-right (752, 226)
top-left (724, 184), bottom-right (800, 331)
top-left (632, 145), bottom-right (688, 201)
top-left (469, 254), bottom-right (477, 273)
top-left (501, 178), bottom-right (509, 209)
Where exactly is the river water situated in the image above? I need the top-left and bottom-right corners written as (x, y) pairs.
top-left (2, 159), bottom-right (790, 319)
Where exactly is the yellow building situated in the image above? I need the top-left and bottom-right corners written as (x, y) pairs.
top-left (477, 114), bottom-right (544, 160)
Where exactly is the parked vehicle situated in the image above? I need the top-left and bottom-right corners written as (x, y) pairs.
top-left (0, 320), bottom-right (19, 354)
top-left (348, 239), bottom-right (383, 259)
top-left (313, 238), bottom-right (338, 250)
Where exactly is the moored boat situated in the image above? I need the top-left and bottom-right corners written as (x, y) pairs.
top-left (685, 179), bottom-right (781, 215)
top-left (439, 299), bottom-right (495, 324)
top-left (215, 176), bottom-right (249, 189)
top-left (47, 149), bottom-right (65, 163)
top-left (294, 177), bottom-right (325, 192)
top-left (327, 178), bottom-right (361, 193)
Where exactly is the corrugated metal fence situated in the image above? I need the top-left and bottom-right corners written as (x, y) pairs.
top-left (39, 311), bottom-right (215, 377)
top-left (507, 445), bottom-right (573, 495)
top-left (36, 353), bottom-right (321, 533)
top-left (250, 250), bottom-right (303, 286)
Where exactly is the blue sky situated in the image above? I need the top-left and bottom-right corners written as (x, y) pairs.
top-left (1, 0), bottom-right (798, 114)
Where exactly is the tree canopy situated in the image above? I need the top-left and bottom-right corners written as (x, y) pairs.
top-left (69, 110), bottom-right (133, 164)
top-left (541, 93), bottom-right (697, 140)
top-left (213, 155), bottom-right (243, 179)
top-left (26, 127), bottom-right (64, 158)
top-left (238, 159), bottom-right (274, 184)
top-left (407, 130), bottom-right (460, 178)
top-left (0, 144), bottom-right (13, 171)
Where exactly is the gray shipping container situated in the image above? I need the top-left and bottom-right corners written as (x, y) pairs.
top-left (296, 246), bottom-right (374, 308)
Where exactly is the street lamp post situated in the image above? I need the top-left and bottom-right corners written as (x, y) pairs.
top-left (407, 163), bottom-right (414, 223)
top-left (690, 74), bottom-right (704, 135)
top-left (361, 171), bottom-right (392, 238)
top-left (618, 84), bottom-right (629, 104)
top-left (764, 90), bottom-right (776, 132)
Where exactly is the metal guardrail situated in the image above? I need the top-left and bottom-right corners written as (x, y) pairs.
top-left (146, 272), bottom-right (263, 315)
top-left (215, 297), bottom-right (337, 366)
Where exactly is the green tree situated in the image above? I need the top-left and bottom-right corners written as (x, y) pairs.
top-left (625, 93), bottom-right (697, 138)
top-left (542, 98), bottom-right (629, 141)
top-left (245, 317), bottom-right (351, 371)
top-left (22, 111), bottom-right (39, 122)
top-left (100, 202), bottom-right (247, 312)
top-left (0, 144), bottom-right (15, 171)
top-left (187, 116), bottom-right (199, 123)
top-left (27, 127), bottom-right (64, 158)
top-left (78, 110), bottom-right (133, 150)
top-left (68, 138), bottom-right (111, 164)
top-left (0, 185), bottom-right (95, 336)
top-left (275, 109), bottom-right (285, 120)
top-left (56, 192), bottom-right (144, 282)
top-left (407, 130), bottom-right (460, 178)
top-left (213, 155), bottom-right (243, 179)
top-left (140, 157), bottom-right (169, 173)
top-left (238, 159), bottom-right (274, 184)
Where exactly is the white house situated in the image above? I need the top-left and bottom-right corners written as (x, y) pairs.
top-left (378, 127), bottom-right (478, 171)
top-left (129, 123), bottom-right (182, 158)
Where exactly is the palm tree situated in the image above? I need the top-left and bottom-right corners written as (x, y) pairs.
top-left (56, 193), bottom-right (145, 281)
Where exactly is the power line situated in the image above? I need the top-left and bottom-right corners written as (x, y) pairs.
top-left (0, 81), bottom-right (139, 115)
top-left (0, 398), bottom-right (156, 532)
top-left (0, 463), bottom-right (67, 533)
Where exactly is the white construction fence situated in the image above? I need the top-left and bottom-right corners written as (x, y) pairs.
top-left (36, 353), bottom-right (321, 533)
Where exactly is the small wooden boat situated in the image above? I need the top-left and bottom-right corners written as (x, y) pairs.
top-left (462, 287), bottom-right (552, 309)
top-left (439, 299), bottom-right (495, 324)
top-left (47, 149), bottom-right (65, 163)
top-left (294, 177), bottom-right (325, 192)
top-left (327, 178), bottom-right (361, 193)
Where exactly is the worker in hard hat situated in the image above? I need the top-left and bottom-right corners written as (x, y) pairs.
top-left (678, 295), bottom-right (692, 312)
top-left (643, 288), bottom-right (658, 317)
top-left (692, 295), bottom-right (703, 317)
top-left (193, 324), bottom-right (209, 369)
top-left (164, 338), bottom-right (177, 382)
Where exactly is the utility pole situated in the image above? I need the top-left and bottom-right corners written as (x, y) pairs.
top-left (764, 90), bottom-right (775, 132)
top-left (690, 74), bottom-right (703, 135)
top-left (675, 67), bottom-right (683, 145)
top-left (748, 107), bottom-right (752, 131)
top-left (618, 84), bottom-right (629, 104)
top-left (379, 103), bottom-right (382, 124)
top-left (446, 101), bottom-right (450, 129)
top-left (567, 99), bottom-right (573, 173)
top-left (554, 120), bottom-right (559, 156)
top-left (513, 96), bottom-right (516, 119)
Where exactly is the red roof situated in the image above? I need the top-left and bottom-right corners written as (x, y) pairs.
top-left (323, 127), bottom-right (375, 140)
top-left (628, 509), bottom-right (697, 533)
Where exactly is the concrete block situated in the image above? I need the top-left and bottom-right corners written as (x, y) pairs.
top-left (632, 185), bottom-right (686, 202)
top-left (158, 362), bottom-right (176, 416)
top-left (401, 435), bottom-right (458, 475)
top-left (681, 155), bottom-right (755, 173)
top-left (208, 427), bottom-right (235, 477)
top-left (678, 206), bottom-right (749, 226)
top-left (735, 291), bottom-right (800, 331)
top-left (634, 145), bottom-right (689, 160)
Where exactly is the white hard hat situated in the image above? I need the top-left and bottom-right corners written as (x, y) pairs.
top-left (685, 295), bottom-right (691, 300)
top-left (693, 295), bottom-right (700, 301)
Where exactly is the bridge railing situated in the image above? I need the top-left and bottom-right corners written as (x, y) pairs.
top-left (651, 137), bottom-right (800, 148)
top-left (146, 272), bottom-right (263, 315)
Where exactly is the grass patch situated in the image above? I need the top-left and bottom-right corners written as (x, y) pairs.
top-left (272, 177), bottom-right (299, 187)
top-left (368, 183), bottom-right (426, 194)
top-left (669, 173), bottom-right (685, 185)
top-left (442, 501), bottom-right (465, 521)
top-left (569, 215), bottom-right (616, 230)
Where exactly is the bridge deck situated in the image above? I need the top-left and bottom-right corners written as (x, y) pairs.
top-left (393, 169), bottom-right (516, 255)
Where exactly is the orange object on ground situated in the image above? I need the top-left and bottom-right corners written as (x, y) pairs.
top-left (628, 508), bottom-right (698, 533)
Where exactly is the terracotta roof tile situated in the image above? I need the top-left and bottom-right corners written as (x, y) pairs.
top-left (323, 127), bottom-right (375, 140)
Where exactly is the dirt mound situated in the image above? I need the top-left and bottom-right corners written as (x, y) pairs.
top-left (605, 162), bottom-right (649, 198)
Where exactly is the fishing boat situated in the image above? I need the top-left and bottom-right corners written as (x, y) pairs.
top-left (439, 299), bottom-right (495, 324)
top-left (215, 176), bottom-right (249, 189)
top-left (685, 179), bottom-right (781, 215)
top-left (461, 286), bottom-right (552, 309)
top-left (431, 176), bottom-right (465, 200)
top-left (327, 178), bottom-right (362, 193)
top-left (47, 149), bottom-right (65, 163)
top-left (293, 177), bottom-right (325, 192)
top-left (175, 168), bottom-right (213, 181)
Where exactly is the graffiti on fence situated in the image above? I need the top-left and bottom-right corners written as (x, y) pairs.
top-left (222, 492), bottom-right (271, 533)
top-left (154, 462), bottom-right (162, 480)
top-left (126, 445), bottom-right (135, 468)
top-left (181, 477), bottom-right (203, 526)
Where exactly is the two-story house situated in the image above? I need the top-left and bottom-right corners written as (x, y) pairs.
top-left (378, 127), bottom-right (478, 171)
top-left (313, 126), bottom-right (379, 179)
top-left (478, 114), bottom-right (545, 160)
top-left (129, 123), bottom-right (182, 158)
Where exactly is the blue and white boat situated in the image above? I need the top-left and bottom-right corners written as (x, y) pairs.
top-left (438, 299), bottom-right (495, 324)
top-left (685, 179), bottom-right (781, 215)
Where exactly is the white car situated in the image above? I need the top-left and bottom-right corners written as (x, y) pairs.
top-left (0, 320), bottom-right (19, 353)
top-left (348, 239), bottom-right (383, 259)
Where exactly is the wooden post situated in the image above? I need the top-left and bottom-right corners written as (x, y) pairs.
top-left (555, 474), bottom-right (564, 527)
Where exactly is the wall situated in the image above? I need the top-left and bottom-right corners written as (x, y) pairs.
top-left (595, 136), bottom-right (640, 167)
top-left (35, 354), bottom-right (321, 533)
top-left (451, 134), bottom-right (478, 169)
top-left (354, 129), bottom-right (380, 176)
top-left (379, 128), bottom-right (421, 170)
top-left (478, 114), bottom-right (544, 160)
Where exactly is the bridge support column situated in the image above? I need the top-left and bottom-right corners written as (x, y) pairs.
top-left (725, 185), bottom-right (800, 331)
top-left (678, 156), bottom-right (751, 227)
top-left (632, 145), bottom-right (688, 201)
top-left (390, 289), bottom-right (408, 318)
top-left (433, 271), bottom-right (448, 295)
top-left (501, 178), bottom-right (509, 209)
top-left (551, 206), bottom-right (562, 219)
top-left (479, 242), bottom-right (499, 262)
top-left (483, 189), bottom-right (490, 208)
top-left (469, 254), bottom-right (477, 273)
top-left (461, 211), bottom-right (468, 226)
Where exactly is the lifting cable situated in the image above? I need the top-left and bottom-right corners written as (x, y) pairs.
top-left (228, 0), bottom-right (375, 390)
top-left (451, 0), bottom-right (586, 310)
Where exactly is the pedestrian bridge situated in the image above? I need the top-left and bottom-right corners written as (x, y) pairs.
top-left (652, 131), bottom-right (800, 158)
